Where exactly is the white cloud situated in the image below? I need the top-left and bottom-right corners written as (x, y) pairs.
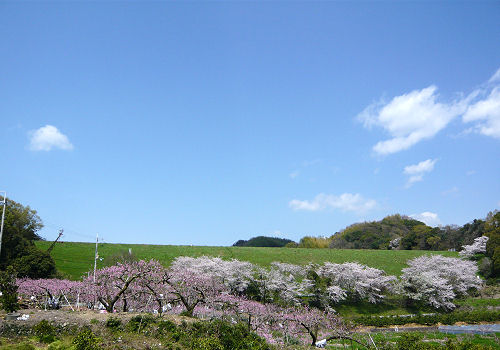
top-left (289, 170), bottom-right (299, 179)
top-left (358, 86), bottom-right (464, 155)
top-left (28, 125), bottom-right (73, 151)
top-left (289, 193), bottom-right (377, 214)
top-left (462, 87), bottom-right (500, 138)
top-left (410, 211), bottom-right (441, 227)
top-left (403, 159), bottom-right (437, 187)
top-left (358, 66), bottom-right (500, 154)
top-left (404, 158), bottom-right (437, 175)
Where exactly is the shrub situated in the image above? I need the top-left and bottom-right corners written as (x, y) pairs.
top-left (33, 320), bottom-right (57, 343)
top-left (72, 328), bottom-right (101, 350)
top-left (190, 335), bottom-right (224, 350)
top-left (127, 315), bottom-right (156, 332)
top-left (395, 333), bottom-right (426, 350)
top-left (105, 316), bottom-right (122, 331)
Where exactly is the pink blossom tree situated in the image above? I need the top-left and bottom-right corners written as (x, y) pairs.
top-left (84, 259), bottom-right (160, 312)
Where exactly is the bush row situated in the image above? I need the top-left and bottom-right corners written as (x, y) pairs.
top-left (354, 310), bottom-right (500, 327)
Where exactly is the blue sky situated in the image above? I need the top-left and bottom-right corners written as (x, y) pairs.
top-left (1, 2), bottom-right (499, 246)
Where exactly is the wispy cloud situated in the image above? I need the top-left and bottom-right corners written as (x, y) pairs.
top-left (410, 211), bottom-right (441, 227)
top-left (403, 159), bottom-right (437, 187)
top-left (358, 67), bottom-right (500, 155)
top-left (289, 193), bottom-right (377, 214)
top-left (489, 67), bottom-right (500, 83)
top-left (462, 87), bottom-right (500, 138)
top-left (289, 159), bottom-right (322, 180)
top-left (28, 125), bottom-right (73, 151)
top-left (442, 186), bottom-right (459, 196)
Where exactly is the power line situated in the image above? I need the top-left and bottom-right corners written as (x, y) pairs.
top-left (0, 191), bottom-right (6, 258)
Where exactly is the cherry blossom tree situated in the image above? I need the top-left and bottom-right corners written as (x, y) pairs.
top-left (459, 236), bottom-right (489, 259)
top-left (166, 258), bottom-right (229, 317)
top-left (85, 259), bottom-right (160, 312)
top-left (317, 262), bottom-right (396, 304)
top-left (400, 255), bottom-right (482, 310)
top-left (17, 278), bottom-right (84, 307)
top-left (281, 306), bottom-right (361, 347)
top-left (170, 256), bottom-right (254, 294)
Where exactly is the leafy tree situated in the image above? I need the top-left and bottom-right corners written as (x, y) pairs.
top-left (0, 266), bottom-right (20, 313)
top-left (0, 199), bottom-right (57, 278)
top-left (298, 236), bottom-right (331, 248)
top-left (484, 211), bottom-right (500, 277)
top-left (233, 236), bottom-right (294, 247)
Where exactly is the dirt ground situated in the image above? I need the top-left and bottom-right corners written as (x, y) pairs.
top-left (0, 307), bottom-right (191, 328)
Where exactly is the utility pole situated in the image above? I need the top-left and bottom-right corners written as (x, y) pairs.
top-left (47, 229), bottom-right (64, 254)
top-left (93, 233), bottom-right (99, 282)
top-left (0, 191), bottom-right (6, 259)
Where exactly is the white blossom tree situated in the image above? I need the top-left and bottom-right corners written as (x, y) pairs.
top-left (170, 256), bottom-right (254, 294)
top-left (400, 255), bottom-right (482, 310)
top-left (459, 236), bottom-right (489, 259)
top-left (317, 262), bottom-right (396, 304)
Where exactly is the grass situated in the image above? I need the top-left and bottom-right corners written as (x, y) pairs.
top-left (326, 332), bottom-right (500, 349)
top-left (36, 240), bottom-right (458, 280)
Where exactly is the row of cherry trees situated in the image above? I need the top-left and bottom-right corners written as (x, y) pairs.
top-left (16, 254), bottom-right (482, 345)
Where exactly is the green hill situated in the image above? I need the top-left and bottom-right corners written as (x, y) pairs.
top-left (35, 240), bottom-right (458, 280)
top-left (329, 214), bottom-right (485, 250)
top-left (233, 236), bottom-right (294, 247)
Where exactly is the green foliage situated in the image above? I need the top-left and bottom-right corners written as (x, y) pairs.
top-left (104, 316), bottom-right (122, 331)
top-left (485, 211), bottom-right (500, 277)
top-left (72, 328), bottom-right (101, 350)
top-left (0, 199), bottom-right (57, 279)
top-left (0, 266), bottom-right (19, 313)
top-left (190, 335), bottom-right (224, 350)
top-left (329, 213), bottom-right (490, 252)
top-left (298, 236), bottom-right (331, 248)
top-left (182, 320), bottom-right (272, 350)
top-left (127, 315), bottom-right (156, 332)
top-left (12, 246), bottom-right (57, 279)
top-left (395, 333), bottom-right (426, 350)
top-left (330, 214), bottom-right (428, 250)
top-left (33, 320), bottom-right (57, 343)
top-left (233, 236), bottom-right (294, 247)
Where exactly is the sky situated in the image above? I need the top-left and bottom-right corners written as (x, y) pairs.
top-left (1, 1), bottom-right (499, 246)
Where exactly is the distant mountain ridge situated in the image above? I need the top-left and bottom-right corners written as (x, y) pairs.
top-left (233, 236), bottom-right (294, 247)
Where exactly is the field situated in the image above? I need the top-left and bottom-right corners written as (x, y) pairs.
top-left (35, 241), bottom-right (458, 280)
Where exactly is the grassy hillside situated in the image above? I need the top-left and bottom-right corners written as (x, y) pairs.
top-left (36, 240), bottom-right (459, 280)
